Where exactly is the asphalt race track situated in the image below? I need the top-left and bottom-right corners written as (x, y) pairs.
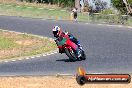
top-left (0, 16), bottom-right (132, 76)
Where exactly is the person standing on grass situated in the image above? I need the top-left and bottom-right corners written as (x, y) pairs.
top-left (72, 7), bottom-right (78, 21)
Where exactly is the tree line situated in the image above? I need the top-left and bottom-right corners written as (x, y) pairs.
top-left (112, 0), bottom-right (132, 15)
top-left (18, 0), bottom-right (132, 15)
top-left (18, 0), bottom-right (75, 7)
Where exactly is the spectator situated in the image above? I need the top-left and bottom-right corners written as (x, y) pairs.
top-left (72, 7), bottom-right (78, 21)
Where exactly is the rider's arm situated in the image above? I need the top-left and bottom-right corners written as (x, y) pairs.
top-left (54, 34), bottom-right (64, 45)
top-left (68, 33), bottom-right (81, 47)
top-left (68, 33), bottom-right (78, 43)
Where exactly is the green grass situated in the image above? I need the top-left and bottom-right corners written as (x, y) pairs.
top-left (0, 36), bottom-right (18, 50)
top-left (77, 13), bottom-right (89, 22)
top-left (22, 39), bottom-right (56, 56)
top-left (0, 30), bottom-right (56, 60)
top-left (127, 17), bottom-right (132, 26)
top-left (0, 3), bottom-right (132, 26)
top-left (0, 3), bottom-right (90, 21)
top-left (0, 3), bottom-right (70, 19)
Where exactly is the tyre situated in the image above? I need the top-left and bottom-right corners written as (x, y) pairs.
top-left (76, 76), bottom-right (86, 85)
top-left (80, 51), bottom-right (86, 60)
top-left (65, 48), bottom-right (77, 61)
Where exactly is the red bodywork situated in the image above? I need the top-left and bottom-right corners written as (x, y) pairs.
top-left (57, 34), bottom-right (77, 51)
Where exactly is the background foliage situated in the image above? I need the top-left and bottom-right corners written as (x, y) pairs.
top-left (19, 0), bottom-right (75, 7)
top-left (111, 0), bottom-right (132, 14)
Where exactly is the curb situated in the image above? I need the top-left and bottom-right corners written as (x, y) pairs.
top-left (0, 49), bottom-right (58, 63)
top-left (0, 29), bottom-right (58, 63)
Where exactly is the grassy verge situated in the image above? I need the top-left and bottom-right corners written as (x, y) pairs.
top-left (0, 3), bottom-right (70, 20)
top-left (127, 17), bottom-right (132, 26)
top-left (0, 29), bottom-right (56, 60)
top-left (0, 1), bottom-right (131, 26)
top-left (0, 2), bottom-right (89, 21)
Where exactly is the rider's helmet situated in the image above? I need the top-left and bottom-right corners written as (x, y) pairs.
top-left (52, 26), bottom-right (62, 38)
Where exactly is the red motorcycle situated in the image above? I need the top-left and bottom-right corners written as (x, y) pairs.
top-left (55, 34), bottom-right (86, 61)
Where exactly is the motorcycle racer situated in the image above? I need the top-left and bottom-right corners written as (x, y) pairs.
top-left (52, 26), bottom-right (82, 58)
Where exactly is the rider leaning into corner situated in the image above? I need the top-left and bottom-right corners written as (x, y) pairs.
top-left (52, 26), bottom-right (82, 58)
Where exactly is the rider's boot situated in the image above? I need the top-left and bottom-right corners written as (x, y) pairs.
top-left (76, 48), bottom-right (81, 58)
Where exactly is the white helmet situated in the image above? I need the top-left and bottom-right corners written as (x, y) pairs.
top-left (52, 26), bottom-right (61, 37)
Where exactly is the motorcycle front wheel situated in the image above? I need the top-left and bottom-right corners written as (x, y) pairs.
top-left (80, 50), bottom-right (86, 60)
top-left (65, 48), bottom-right (77, 62)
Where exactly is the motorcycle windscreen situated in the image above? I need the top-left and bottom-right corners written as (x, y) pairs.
top-left (58, 38), bottom-right (67, 46)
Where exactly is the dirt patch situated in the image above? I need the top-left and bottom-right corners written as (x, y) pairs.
top-left (16, 40), bottom-right (37, 46)
top-left (0, 76), bottom-right (131, 88)
top-left (0, 49), bottom-right (21, 59)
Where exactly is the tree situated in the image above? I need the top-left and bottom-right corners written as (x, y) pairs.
top-left (112, 0), bottom-right (132, 14)
top-left (75, 0), bottom-right (80, 10)
top-left (18, 0), bottom-right (75, 7)
top-left (128, 0), bottom-right (132, 5)
top-left (94, 0), bottom-right (107, 12)
top-left (123, 0), bottom-right (132, 15)
top-left (112, 0), bottom-right (129, 14)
